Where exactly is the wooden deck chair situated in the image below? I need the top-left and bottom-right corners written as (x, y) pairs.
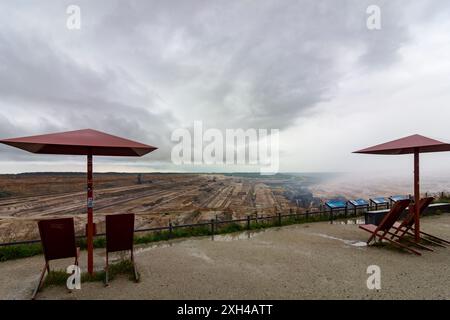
top-left (359, 199), bottom-right (422, 255)
top-left (393, 197), bottom-right (449, 246)
top-left (105, 213), bottom-right (138, 285)
top-left (32, 218), bottom-right (79, 300)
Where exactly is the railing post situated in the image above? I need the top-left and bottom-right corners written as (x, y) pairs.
top-left (211, 219), bottom-right (215, 236)
top-left (247, 215), bottom-right (251, 230)
top-left (169, 220), bottom-right (173, 239)
top-left (364, 209), bottom-right (368, 224)
top-left (306, 209), bottom-right (309, 221)
top-left (278, 211), bottom-right (281, 226)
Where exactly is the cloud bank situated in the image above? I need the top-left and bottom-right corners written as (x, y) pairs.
top-left (0, 0), bottom-right (449, 173)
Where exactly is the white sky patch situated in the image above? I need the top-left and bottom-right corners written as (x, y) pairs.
top-left (279, 12), bottom-right (450, 174)
top-left (0, 1), bottom-right (449, 176)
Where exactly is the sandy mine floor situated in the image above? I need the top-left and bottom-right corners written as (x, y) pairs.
top-left (0, 174), bottom-right (296, 242)
top-left (1, 214), bottom-right (449, 300)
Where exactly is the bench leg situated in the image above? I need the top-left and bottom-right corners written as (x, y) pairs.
top-left (31, 263), bottom-right (48, 300)
top-left (104, 252), bottom-right (109, 287)
top-left (131, 251), bottom-right (139, 283)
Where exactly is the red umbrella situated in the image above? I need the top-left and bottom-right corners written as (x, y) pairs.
top-left (354, 134), bottom-right (450, 242)
top-left (0, 129), bottom-right (157, 274)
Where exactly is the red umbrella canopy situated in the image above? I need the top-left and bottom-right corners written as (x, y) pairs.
top-left (0, 129), bottom-right (157, 156)
top-left (354, 134), bottom-right (450, 155)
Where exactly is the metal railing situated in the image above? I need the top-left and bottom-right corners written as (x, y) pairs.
top-left (1, 191), bottom-right (448, 248)
top-left (0, 208), bottom-right (354, 247)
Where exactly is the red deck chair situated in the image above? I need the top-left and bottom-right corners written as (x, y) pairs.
top-left (105, 213), bottom-right (139, 285)
top-left (32, 218), bottom-right (79, 299)
top-left (359, 199), bottom-right (422, 255)
top-left (393, 197), bottom-right (449, 246)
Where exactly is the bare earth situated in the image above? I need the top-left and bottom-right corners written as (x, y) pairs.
top-left (0, 173), bottom-right (295, 242)
top-left (1, 214), bottom-right (449, 300)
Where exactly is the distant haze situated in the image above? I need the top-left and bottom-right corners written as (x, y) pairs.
top-left (307, 171), bottom-right (450, 199)
top-left (0, 1), bottom-right (449, 176)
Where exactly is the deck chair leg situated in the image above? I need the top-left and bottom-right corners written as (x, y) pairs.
top-left (417, 232), bottom-right (447, 247)
top-left (417, 236), bottom-right (447, 248)
top-left (387, 231), bottom-right (434, 252)
top-left (367, 233), bottom-right (376, 244)
top-left (31, 263), bottom-right (48, 300)
top-left (418, 230), bottom-right (450, 245)
top-left (404, 239), bottom-right (433, 252)
top-left (378, 233), bottom-right (422, 256)
top-left (375, 230), bottom-right (389, 244)
top-left (395, 227), bottom-right (446, 248)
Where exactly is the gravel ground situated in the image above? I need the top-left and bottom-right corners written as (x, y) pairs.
top-left (1, 214), bottom-right (449, 300)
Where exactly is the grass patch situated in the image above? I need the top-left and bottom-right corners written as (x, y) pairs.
top-left (0, 212), bottom-right (338, 262)
top-left (216, 222), bottom-right (245, 234)
top-left (43, 260), bottom-right (136, 288)
top-left (134, 225), bottom-right (213, 245)
top-left (0, 242), bottom-right (42, 262)
top-left (76, 237), bottom-right (107, 250)
top-left (436, 197), bottom-right (450, 203)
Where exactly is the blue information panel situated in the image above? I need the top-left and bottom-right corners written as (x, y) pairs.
top-left (349, 199), bottom-right (368, 207)
top-left (325, 200), bottom-right (347, 209)
top-left (389, 195), bottom-right (408, 202)
top-left (371, 197), bottom-right (388, 204)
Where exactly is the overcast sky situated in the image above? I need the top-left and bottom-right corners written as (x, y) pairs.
top-left (0, 0), bottom-right (449, 175)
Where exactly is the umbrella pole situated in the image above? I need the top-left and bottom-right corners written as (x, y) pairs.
top-left (414, 150), bottom-right (420, 242)
top-left (87, 152), bottom-right (94, 274)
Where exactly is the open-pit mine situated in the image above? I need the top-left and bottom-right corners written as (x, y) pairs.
top-left (0, 173), bottom-right (320, 242)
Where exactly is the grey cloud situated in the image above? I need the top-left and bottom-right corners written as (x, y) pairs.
top-left (79, 0), bottom-right (414, 129)
top-left (0, 21), bottom-right (175, 161)
top-left (0, 0), bottom-right (449, 170)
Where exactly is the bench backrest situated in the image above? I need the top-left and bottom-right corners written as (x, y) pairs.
top-left (38, 218), bottom-right (77, 262)
top-left (106, 213), bottom-right (135, 253)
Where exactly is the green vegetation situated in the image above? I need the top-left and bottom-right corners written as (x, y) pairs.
top-left (134, 226), bottom-right (212, 244)
top-left (0, 242), bottom-right (43, 261)
top-left (436, 195), bottom-right (450, 203)
top-left (0, 211), bottom-right (357, 263)
top-left (43, 260), bottom-right (136, 288)
top-left (76, 237), bottom-right (107, 249)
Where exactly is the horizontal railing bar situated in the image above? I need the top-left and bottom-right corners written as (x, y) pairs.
top-left (0, 203), bottom-right (410, 247)
top-left (2, 198), bottom-right (447, 247)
